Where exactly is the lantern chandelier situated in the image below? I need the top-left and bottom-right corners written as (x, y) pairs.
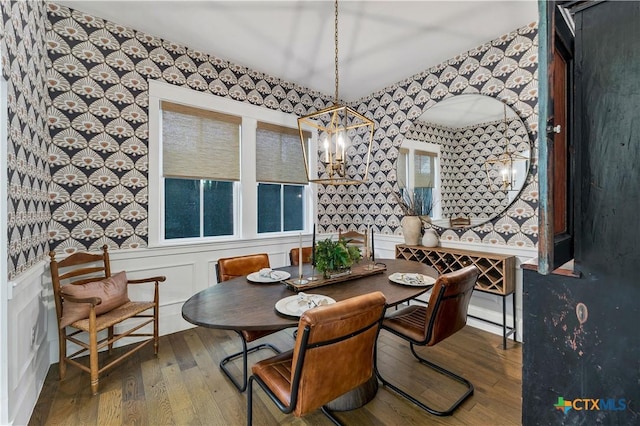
top-left (483, 102), bottom-right (528, 192)
top-left (297, 0), bottom-right (375, 185)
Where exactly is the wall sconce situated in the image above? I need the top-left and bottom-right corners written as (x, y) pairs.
top-left (297, 0), bottom-right (374, 185)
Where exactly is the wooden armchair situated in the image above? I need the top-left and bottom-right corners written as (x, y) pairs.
top-left (49, 245), bottom-right (165, 395)
top-left (450, 216), bottom-right (471, 227)
top-left (339, 228), bottom-right (373, 261)
top-left (338, 228), bottom-right (368, 247)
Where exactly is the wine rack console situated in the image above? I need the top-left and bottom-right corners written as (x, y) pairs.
top-left (396, 244), bottom-right (517, 348)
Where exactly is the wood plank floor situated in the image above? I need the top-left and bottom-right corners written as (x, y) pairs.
top-left (29, 325), bottom-right (521, 425)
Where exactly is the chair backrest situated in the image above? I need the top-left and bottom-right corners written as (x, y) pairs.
top-left (216, 253), bottom-right (270, 282)
top-left (338, 229), bottom-right (367, 247)
top-left (423, 265), bottom-right (479, 346)
top-left (289, 291), bottom-right (386, 416)
top-left (450, 216), bottom-right (471, 227)
top-left (289, 247), bottom-right (313, 266)
top-left (49, 246), bottom-right (112, 325)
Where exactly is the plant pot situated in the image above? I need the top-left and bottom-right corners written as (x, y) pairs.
top-left (401, 215), bottom-right (422, 246)
top-left (314, 238), bottom-right (361, 279)
top-left (422, 228), bottom-right (439, 247)
top-left (324, 268), bottom-right (352, 279)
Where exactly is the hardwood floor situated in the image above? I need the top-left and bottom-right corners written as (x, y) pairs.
top-left (29, 325), bottom-right (521, 425)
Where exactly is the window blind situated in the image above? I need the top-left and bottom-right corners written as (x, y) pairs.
top-left (415, 150), bottom-right (435, 188)
top-left (256, 122), bottom-right (309, 184)
top-left (162, 101), bottom-right (241, 181)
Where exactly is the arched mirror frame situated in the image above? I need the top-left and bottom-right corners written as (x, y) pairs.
top-left (399, 94), bottom-right (532, 231)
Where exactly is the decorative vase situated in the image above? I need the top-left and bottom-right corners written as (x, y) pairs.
top-left (422, 228), bottom-right (439, 247)
top-left (400, 215), bottom-right (422, 246)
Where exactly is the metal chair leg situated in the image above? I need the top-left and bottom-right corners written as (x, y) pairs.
top-left (220, 331), bottom-right (280, 392)
top-left (320, 406), bottom-right (344, 426)
top-left (375, 342), bottom-right (474, 416)
top-left (247, 375), bottom-right (344, 426)
top-left (247, 376), bottom-right (254, 426)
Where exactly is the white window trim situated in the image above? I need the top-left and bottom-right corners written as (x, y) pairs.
top-left (0, 77), bottom-right (9, 426)
top-left (400, 139), bottom-right (441, 219)
top-left (148, 80), bottom-right (317, 247)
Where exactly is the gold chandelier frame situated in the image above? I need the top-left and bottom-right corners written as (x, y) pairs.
top-left (483, 102), bottom-right (528, 192)
top-left (297, 0), bottom-right (374, 185)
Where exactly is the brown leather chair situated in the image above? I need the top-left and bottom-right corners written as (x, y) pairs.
top-left (375, 265), bottom-right (480, 416)
top-left (49, 245), bottom-right (165, 395)
top-left (289, 246), bottom-right (313, 266)
top-left (216, 253), bottom-right (271, 282)
top-left (216, 253), bottom-right (281, 392)
top-left (247, 291), bottom-right (387, 425)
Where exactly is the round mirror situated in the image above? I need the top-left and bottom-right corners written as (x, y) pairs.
top-left (400, 94), bottom-right (531, 230)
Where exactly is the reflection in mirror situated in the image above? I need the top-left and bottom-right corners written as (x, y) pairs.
top-left (401, 94), bottom-right (531, 230)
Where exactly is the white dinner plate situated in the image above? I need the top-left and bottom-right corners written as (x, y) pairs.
top-left (388, 272), bottom-right (436, 287)
top-left (247, 270), bottom-right (291, 283)
top-left (275, 294), bottom-right (336, 317)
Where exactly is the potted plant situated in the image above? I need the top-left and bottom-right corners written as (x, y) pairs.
top-left (314, 238), bottom-right (362, 279)
top-left (393, 188), bottom-right (440, 246)
top-left (393, 190), bottom-right (423, 245)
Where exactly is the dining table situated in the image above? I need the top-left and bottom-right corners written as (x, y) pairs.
top-left (181, 258), bottom-right (438, 410)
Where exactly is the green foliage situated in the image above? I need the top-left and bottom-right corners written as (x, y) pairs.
top-left (314, 238), bottom-right (362, 277)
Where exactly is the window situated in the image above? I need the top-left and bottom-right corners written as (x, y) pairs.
top-left (398, 141), bottom-right (440, 218)
top-left (257, 184), bottom-right (304, 233)
top-left (162, 102), bottom-right (240, 239)
top-left (256, 122), bottom-right (309, 233)
top-left (148, 80), bottom-right (314, 245)
top-left (413, 149), bottom-right (436, 216)
top-left (164, 179), bottom-right (234, 238)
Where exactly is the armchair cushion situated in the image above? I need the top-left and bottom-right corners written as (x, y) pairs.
top-left (60, 271), bottom-right (130, 327)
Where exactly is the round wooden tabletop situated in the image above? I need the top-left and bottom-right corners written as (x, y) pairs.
top-left (182, 258), bottom-right (436, 331)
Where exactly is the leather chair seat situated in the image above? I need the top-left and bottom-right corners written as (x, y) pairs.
top-left (384, 305), bottom-right (428, 342)
top-left (251, 350), bottom-right (294, 406)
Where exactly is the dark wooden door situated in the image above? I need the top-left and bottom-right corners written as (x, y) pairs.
top-left (523, 2), bottom-right (640, 424)
top-left (538, 1), bottom-right (575, 272)
top-left (551, 4), bottom-right (574, 268)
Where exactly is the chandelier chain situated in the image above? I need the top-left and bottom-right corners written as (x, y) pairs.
top-left (334, 0), bottom-right (339, 103)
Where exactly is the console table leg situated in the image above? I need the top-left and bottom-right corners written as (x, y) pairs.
top-left (502, 295), bottom-right (507, 350)
top-left (512, 291), bottom-right (517, 343)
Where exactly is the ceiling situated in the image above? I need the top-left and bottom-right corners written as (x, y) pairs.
top-left (54, 0), bottom-right (538, 102)
top-left (422, 93), bottom-right (518, 127)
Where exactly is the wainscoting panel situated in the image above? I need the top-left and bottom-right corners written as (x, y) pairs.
top-left (11, 234), bottom-right (530, 425)
top-left (7, 262), bottom-right (51, 426)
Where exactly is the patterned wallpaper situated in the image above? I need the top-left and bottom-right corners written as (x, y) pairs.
top-left (408, 116), bottom-right (532, 220)
top-left (43, 3), bottom-right (538, 258)
top-left (1, 1), bottom-right (52, 280)
top-left (324, 22), bottom-right (540, 248)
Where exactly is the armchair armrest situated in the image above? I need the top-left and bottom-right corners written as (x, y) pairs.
top-left (60, 293), bottom-right (102, 307)
top-left (127, 276), bottom-right (166, 285)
